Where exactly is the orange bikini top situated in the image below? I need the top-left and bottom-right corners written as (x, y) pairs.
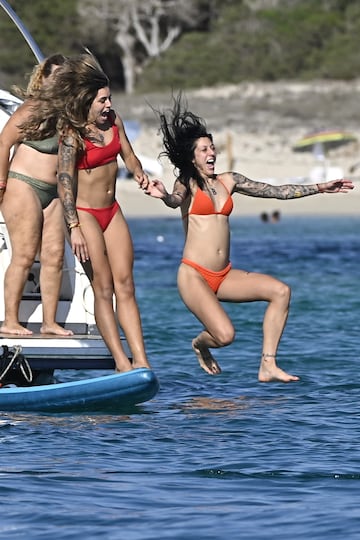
top-left (77, 124), bottom-right (121, 170)
top-left (184, 179), bottom-right (233, 218)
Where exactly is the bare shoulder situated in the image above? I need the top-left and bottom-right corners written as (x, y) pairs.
top-left (112, 110), bottom-right (123, 129)
top-left (112, 111), bottom-right (131, 145)
top-left (0, 100), bottom-right (35, 143)
top-left (5, 99), bottom-right (33, 125)
top-left (217, 171), bottom-right (236, 191)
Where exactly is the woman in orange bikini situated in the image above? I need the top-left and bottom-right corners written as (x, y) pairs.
top-left (145, 95), bottom-right (354, 382)
top-left (41, 53), bottom-right (151, 373)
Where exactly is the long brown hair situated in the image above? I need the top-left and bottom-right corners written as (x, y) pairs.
top-left (18, 53), bottom-right (109, 150)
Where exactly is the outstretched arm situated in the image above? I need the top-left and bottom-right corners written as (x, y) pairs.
top-left (316, 179), bottom-right (354, 193)
top-left (231, 173), bottom-right (354, 199)
top-left (145, 178), bottom-right (188, 208)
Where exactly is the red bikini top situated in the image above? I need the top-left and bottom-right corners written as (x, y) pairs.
top-left (77, 124), bottom-right (121, 170)
top-left (184, 179), bottom-right (233, 218)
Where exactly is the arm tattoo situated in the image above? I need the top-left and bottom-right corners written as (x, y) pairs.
top-left (233, 173), bottom-right (319, 199)
top-left (58, 138), bottom-right (78, 225)
top-left (164, 189), bottom-right (186, 208)
top-left (58, 172), bottom-right (78, 225)
top-left (163, 180), bottom-right (188, 208)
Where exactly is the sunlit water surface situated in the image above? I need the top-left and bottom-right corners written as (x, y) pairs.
top-left (0, 215), bottom-right (359, 540)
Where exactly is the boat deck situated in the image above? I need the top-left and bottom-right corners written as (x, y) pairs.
top-left (0, 333), bottom-right (119, 370)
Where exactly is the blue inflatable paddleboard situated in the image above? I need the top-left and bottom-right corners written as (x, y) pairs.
top-left (0, 368), bottom-right (159, 412)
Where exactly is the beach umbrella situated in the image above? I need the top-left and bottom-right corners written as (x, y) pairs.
top-left (292, 130), bottom-right (357, 154)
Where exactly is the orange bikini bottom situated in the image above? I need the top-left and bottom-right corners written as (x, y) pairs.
top-left (181, 258), bottom-right (232, 293)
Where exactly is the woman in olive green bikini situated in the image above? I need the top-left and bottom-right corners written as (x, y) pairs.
top-left (0, 54), bottom-right (73, 336)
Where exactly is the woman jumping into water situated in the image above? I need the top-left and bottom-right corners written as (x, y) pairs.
top-left (145, 95), bottom-right (354, 382)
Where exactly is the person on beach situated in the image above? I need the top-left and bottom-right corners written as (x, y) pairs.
top-left (145, 95), bottom-right (354, 382)
top-left (0, 54), bottom-right (73, 337)
top-left (38, 53), bottom-right (151, 373)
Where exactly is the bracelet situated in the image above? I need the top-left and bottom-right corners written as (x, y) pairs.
top-left (68, 222), bottom-right (81, 230)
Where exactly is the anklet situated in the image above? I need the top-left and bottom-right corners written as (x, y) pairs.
top-left (262, 353), bottom-right (276, 358)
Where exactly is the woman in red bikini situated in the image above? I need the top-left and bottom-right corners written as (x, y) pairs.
top-left (52, 53), bottom-right (151, 373)
top-left (145, 95), bottom-right (354, 382)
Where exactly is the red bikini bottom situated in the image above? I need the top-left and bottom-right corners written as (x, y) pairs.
top-left (76, 201), bottom-right (119, 232)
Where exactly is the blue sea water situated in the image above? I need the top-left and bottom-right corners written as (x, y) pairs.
top-left (0, 215), bottom-right (359, 540)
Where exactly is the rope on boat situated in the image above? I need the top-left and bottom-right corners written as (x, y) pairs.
top-left (0, 345), bottom-right (33, 385)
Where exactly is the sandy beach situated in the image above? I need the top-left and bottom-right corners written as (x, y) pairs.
top-left (117, 177), bottom-right (360, 218)
top-left (114, 80), bottom-right (360, 218)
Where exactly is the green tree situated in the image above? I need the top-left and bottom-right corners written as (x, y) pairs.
top-left (137, 0), bottom-right (360, 91)
top-left (1, 0), bottom-right (360, 93)
top-left (313, 2), bottom-right (360, 78)
top-left (77, 0), bottom-right (210, 93)
top-left (0, 0), bottom-right (79, 90)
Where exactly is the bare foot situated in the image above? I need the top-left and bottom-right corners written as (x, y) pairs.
top-left (40, 323), bottom-right (74, 336)
top-left (0, 323), bottom-right (33, 335)
top-left (192, 339), bottom-right (222, 375)
top-left (132, 360), bottom-right (151, 369)
top-left (115, 362), bottom-right (132, 374)
top-left (258, 355), bottom-right (299, 382)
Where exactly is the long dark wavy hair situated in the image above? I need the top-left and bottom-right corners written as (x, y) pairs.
top-left (158, 93), bottom-right (213, 189)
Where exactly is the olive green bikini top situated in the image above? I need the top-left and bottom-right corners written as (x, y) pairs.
top-left (22, 134), bottom-right (59, 154)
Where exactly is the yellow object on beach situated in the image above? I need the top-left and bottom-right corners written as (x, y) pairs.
top-left (293, 130), bottom-right (357, 153)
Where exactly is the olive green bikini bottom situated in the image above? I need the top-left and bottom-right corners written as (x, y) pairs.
top-left (8, 171), bottom-right (58, 209)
